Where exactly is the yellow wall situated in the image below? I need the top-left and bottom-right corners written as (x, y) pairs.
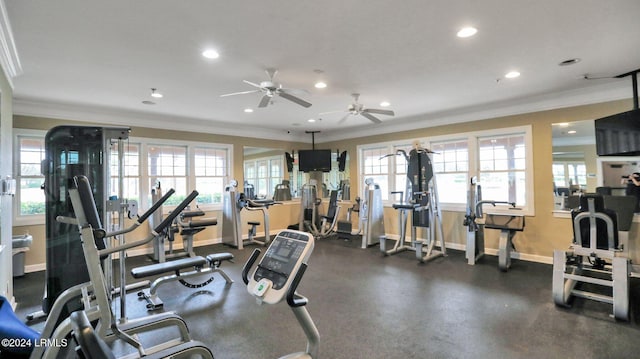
top-left (12, 98), bottom-right (640, 270)
top-left (12, 115), bottom-right (307, 268)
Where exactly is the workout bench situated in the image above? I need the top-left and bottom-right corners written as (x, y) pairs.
top-left (132, 252), bottom-right (234, 310)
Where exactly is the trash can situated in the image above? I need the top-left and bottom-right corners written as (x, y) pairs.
top-left (12, 234), bottom-right (33, 277)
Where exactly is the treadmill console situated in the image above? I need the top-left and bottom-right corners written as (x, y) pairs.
top-left (247, 230), bottom-right (314, 304)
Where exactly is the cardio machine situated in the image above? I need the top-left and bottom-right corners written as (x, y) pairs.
top-left (242, 230), bottom-right (319, 359)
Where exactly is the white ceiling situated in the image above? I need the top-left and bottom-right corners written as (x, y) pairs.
top-left (4, 0), bottom-right (640, 143)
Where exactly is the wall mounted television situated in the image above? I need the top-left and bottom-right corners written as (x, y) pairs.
top-left (595, 108), bottom-right (640, 156)
top-left (298, 149), bottom-right (332, 172)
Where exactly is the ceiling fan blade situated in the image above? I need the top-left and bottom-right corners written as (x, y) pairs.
top-left (364, 108), bottom-right (395, 116)
top-left (258, 94), bottom-right (271, 108)
top-left (220, 89), bottom-right (260, 97)
top-left (243, 80), bottom-right (263, 88)
top-left (338, 113), bottom-right (351, 124)
top-left (280, 87), bottom-right (311, 96)
top-left (278, 91), bottom-right (312, 108)
top-left (319, 109), bottom-right (347, 115)
top-left (360, 112), bottom-right (382, 124)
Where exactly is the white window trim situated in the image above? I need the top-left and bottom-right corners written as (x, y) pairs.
top-left (243, 154), bottom-right (284, 199)
top-left (12, 131), bottom-right (233, 226)
top-left (138, 136), bottom-right (233, 212)
top-left (13, 128), bottom-right (47, 226)
top-left (425, 125), bottom-right (534, 216)
top-left (357, 125), bottom-right (534, 216)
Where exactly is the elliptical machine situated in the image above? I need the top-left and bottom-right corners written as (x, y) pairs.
top-left (242, 230), bottom-right (319, 359)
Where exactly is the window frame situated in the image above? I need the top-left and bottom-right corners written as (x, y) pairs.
top-left (357, 125), bottom-right (534, 215)
top-left (243, 154), bottom-right (283, 199)
top-left (13, 129), bottom-right (47, 226)
top-left (13, 131), bottom-right (233, 225)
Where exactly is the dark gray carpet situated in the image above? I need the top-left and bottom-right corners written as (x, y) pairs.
top-left (13, 238), bottom-right (640, 358)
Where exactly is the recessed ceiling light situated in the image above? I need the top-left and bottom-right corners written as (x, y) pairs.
top-left (150, 88), bottom-right (163, 98)
top-left (505, 71), bottom-right (521, 79)
top-left (202, 49), bottom-right (219, 59)
top-left (308, 118), bottom-right (316, 123)
top-left (314, 82), bottom-right (327, 89)
top-left (567, 130), bottom-right (577, 134)
top-left (556, 122), bottom-right (569, 127)
top-left (457, 27), bottom-right (478, 38)
top-left (559, 58), bottom-right (581, 66)
top-left (244, 108), bottom-right (253, 113)
top-left (380, 101), bottom-right (390, 107)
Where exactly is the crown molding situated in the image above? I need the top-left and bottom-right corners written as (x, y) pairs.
top-left (317, 80), bottom-right (632, 143)
top-left (13, 80), bottom-right (631, 145)
top-left (0, 0), bottom-right (22, 88)
top-left (12, 97), bottom-right (306, 142)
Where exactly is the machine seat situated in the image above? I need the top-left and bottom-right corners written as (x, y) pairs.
top-left (248, 221), bottom-right (261, 226)
top-left (206, 252), bottom-right (234, 265)
top-left (484, 214), bottom-right (525, 231)
top-left (131, 256), bottom-right (207, 278)
top-left (185, 218), bottom-right (217, 227)
top-left (392, 203), bottom-right (416, 210)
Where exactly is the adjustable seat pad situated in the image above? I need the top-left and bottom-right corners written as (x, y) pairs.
top-left (206, 253), bottom-right (234, 263)
top-left (131, 256), bottom-right (207, 278)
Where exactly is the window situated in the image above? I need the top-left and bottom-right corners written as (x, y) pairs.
top-left (431, 139), bottom-right (469, 204)
top-left (194, 147), bottom-right (227, 204)
top-left (358, 126), bottom-right (534, 214)
top-left (360, 146), bottom-right (391, 200)
top-left (478, 134), bottom-right (526, 205)
top-left (148, 145), bottom-right (188, 205)
top-left (243, 155), bottom-right (283, 199)
top-left (14, 131), bottom-right (232, 223)
top-left (16, 134), bottom-right (46, 219)
top-left (110, 142), bottom-right (140, 203)
top-left (553, 161), bottom-right (586, 189)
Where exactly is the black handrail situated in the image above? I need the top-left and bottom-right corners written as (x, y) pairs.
top-left (286, 263), bottom-right (308, 307)
top-left (242, 249), bottom-right (261, 285)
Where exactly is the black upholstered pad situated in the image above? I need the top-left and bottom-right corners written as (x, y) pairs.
top-left (206, 253), bottom-right (234, 263)
top-left (131, 256), bottom-right (207, 278)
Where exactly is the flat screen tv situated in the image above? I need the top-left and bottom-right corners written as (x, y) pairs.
top-left (595, 109), bottom-right (640, 156)
top-left (298, 149), bottom-right (332, 172)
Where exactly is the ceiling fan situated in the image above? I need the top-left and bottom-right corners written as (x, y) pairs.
top-left (220, 68), bottom-right (312, 108)
top-left (321, 93), bottom-right (395, 124)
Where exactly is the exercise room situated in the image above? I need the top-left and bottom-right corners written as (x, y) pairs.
top-left (1, 1), bottom-right (640, 358)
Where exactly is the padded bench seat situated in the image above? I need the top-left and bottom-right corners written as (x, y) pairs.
top-left (206, 252), bottom-right (234, 264)
top-left (131, 256), bottom-right (207, 278)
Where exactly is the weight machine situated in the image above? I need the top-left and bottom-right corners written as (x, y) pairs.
top-left (379, 147), bottom-right (446, 262)
top-left (463, 176), bottom-right (524, 271)
top-left (222, 180), bottom-right (278, 249)
top-left (552, 193), bottom-right (635, 321)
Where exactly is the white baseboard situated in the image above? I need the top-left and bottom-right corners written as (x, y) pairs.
top-left (24, 233), bottom-right (553, 273)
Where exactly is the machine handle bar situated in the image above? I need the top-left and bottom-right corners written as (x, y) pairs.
top-left (137, 188), bottom-right (175, 223)
top-left (153, 190), bottom-right (199, 234)
top-left (287, 263), bottom-right (309, 307)
top-left (242, 249), bottom-right (262, 285)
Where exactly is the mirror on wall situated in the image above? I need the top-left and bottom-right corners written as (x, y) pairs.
top-left (243, 147), bottom-right (350, 200)
top-left (551, 120), bottom-right (596, 209)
